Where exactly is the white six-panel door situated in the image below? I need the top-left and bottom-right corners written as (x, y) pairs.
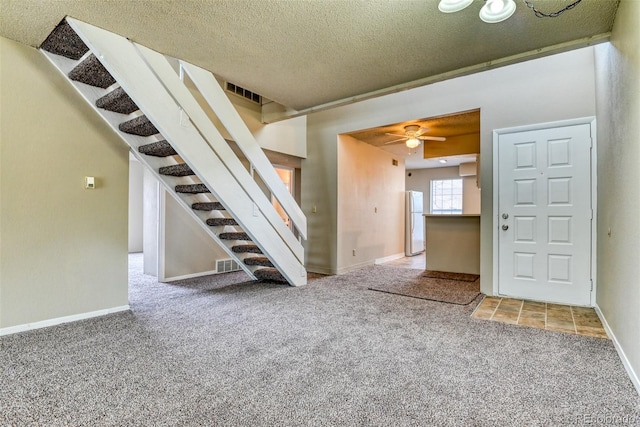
top-left (497, 122), bottom-right (593, 306)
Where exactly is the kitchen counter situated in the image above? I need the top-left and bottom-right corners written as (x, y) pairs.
top-left (423, 214), bottom-right (480, 274)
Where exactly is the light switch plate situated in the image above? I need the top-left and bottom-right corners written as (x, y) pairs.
top-left (85, 176), bottom-right (95, 189)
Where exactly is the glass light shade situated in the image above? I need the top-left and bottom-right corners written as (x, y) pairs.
top-left (405, 138), bottom-right (421, 149)
top-left (479, 0), bottom-right (516, 23)
top-left (438, 0), bottom-right (474, 13)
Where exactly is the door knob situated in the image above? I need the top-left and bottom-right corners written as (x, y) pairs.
top-left (502, 224), bottom-right (509, 231)
top-left (502, 213), bottom-right (509, 219)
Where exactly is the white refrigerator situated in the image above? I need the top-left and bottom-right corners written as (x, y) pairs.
top-left (405, 191), bottom-right (425, 256)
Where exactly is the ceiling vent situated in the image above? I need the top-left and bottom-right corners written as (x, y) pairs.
top-left (225, 82), bottom-right (262, 104)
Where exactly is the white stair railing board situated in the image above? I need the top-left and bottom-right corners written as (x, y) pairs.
top-left (63, 18), bottom-right (306, 286)
top-left (180, 62), bottom-right (307, 240)
top-left (133, 43), bottom-right (303, 262)
top-left (41, 50), bottom-right (260, 280)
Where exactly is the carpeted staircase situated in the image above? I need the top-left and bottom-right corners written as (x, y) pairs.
top-left (40, 19), bottom-right (295, 284)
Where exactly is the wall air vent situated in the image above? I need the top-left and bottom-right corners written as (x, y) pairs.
top-left (216, 258), bottom-right (241, 273)
top-left (225, 82), bottom-right (262, 104)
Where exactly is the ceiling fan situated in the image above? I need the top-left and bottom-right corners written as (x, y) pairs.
top-left (383, 125), bottom-right (446, 149)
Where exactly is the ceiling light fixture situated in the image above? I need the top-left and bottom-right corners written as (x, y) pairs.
top-left (437, 0), bottom-right (583, 24)
top-left (405, 138), bottom-right (421, 149)
top-left (479, 0), bottom-right (516, 23)
top-left (438, 0), bottom-right (474, 13)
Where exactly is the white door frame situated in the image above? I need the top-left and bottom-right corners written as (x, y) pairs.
top-left (492, 117), bottom-right (597, 307)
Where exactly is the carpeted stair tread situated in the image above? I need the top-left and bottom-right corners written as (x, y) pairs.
top-left (192, 202), bottom-right (225, 211)
top-left (119, 115), bottom-right (159, 137)
top-left (159, 163), bottom-right (194, 177)
top-left (219, 232), bottom-right (252, 241)
top-left (175, 184), bottom-right (209, 194)
top-left (138, 140), bottom-right (177, 157)
top-left (231, 245), bottom-right (262, 254)
top-left (96, 87), bottom-right (139, 114)
top-left (40, 20), bottom-right (89, 60)
top-left (243, 257), bottom-right (274, 267)
top-left (206, 218), bottom-right (238, 227)
top-left (254, 268), bottom-right (287, 283)
top-left (68, 54), bottom-right (116, 88)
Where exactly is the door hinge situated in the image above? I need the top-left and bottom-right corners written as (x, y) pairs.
top-left (590, 279), bottom-right (594, 291)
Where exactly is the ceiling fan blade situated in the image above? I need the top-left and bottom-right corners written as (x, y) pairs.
top-left (382, 138), bottom-right (407, 145)
top-left (385, 133), bottom-right (407, 138)
top-left (415, 127), bottom-right (430, 136)
top-left (419, 136), bottom-right (446, 142)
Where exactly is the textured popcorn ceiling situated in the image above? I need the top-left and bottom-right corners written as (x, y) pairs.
top-left (0, 0), bottom-right (619, 111)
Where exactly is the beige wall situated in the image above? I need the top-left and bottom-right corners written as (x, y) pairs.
top-left (336, 135), bottom-right (405, 272)
top-left (594, 0), bottom-right (640, 392)
top-left (303, 115), bottom-right (338, 274)
top-left (128, 157), bottom-right (144, 253)
top-left (0, 37), bottom-right (129, 329)
top-left (406, 166), bottom-right (480, 214)
top-left (142, 168), bottom-right (159, 275)
top-left (162, 190), bottom-right (230, 279)
top-left (305, 47), bottom-right (596, 282)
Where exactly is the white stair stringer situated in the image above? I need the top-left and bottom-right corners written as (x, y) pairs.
top-left (180, 62), bottom-right (307, 240)
top-left (132, 43), bottom-right (303, 261)
top-left (41, 18), bottom-right (306, 286)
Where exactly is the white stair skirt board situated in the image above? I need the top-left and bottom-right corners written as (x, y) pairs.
top-left (374, 253), bottom-right (406, 264)
top-left (0, 306), bottom-right (130, 337)
top-left (595, 305), bottom-right (640, 396)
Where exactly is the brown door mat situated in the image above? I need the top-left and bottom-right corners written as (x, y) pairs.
top-left (422, 270), bottom-right (479, 282)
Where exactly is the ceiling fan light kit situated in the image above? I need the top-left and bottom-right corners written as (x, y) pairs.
top-left (437, 0), bottom-right (583, 23)
top-left (480, 0), bottom-right (516, 23)
top-left (405, 138), bottom-right (421, 149)
top-left (438, 0), bottom-right (475, 13)
top-left (383, 124), bottom-right (447, 148)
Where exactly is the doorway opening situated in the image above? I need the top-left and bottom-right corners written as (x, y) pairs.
top-left (272, 165), bottom-right (295, 230)
top-left (342, 109), bottom-right (482, 275)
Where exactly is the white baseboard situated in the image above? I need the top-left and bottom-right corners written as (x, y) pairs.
top-left (0, 305), bottom-right (130, 337)
top-left (305, 265), bottom-right (335, 275)
top-left (594, 304), bottom-right (640, 396)
top-left (163, 269), bottom-right (219, 282)
top-left (374, 252), bottom-right (405, 265)
top-left (336, 260), bottom-right (376, 275)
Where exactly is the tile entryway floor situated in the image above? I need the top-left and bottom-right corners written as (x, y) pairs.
top-left (472, 296), bottom-right (608, 339)
top-left (382, 255), bottom-right (426, 270)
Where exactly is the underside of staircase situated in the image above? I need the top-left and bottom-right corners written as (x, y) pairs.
top-left (40, 18), bottom-right (306, 286)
